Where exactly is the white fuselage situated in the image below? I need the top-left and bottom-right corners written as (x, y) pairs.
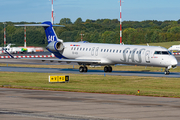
top-left (168, 45), bottom-right (180, 52)
top-left (60, 42), bottom-right (177, 68)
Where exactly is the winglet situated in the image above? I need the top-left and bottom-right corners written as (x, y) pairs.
top-left (4, 49), bottom-right (14, 58)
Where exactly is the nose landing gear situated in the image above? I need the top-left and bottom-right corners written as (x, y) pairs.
top-left (164, 67), bottom-right (170, 75)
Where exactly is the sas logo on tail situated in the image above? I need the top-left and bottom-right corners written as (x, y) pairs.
top-left (48, 35), bottom-right (56, 42)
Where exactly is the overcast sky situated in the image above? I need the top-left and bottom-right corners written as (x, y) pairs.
top-left (0, 0), bottom-right (180, 23)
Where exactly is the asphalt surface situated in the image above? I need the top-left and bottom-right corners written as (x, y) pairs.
top-left (1, 88), bottom-right (180, 120)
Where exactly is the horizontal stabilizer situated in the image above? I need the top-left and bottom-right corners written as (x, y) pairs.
top-left (15, 24), bottom-right (50, 27)
top-left (53, 25), bottom-right (65, 27)
top-left (15, 24), bottom-right (65, 27)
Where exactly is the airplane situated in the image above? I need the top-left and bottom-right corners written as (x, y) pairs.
top-left (12, 21), bottom-right (178, 75)
top-left (168, 45), bottom-right (180, 53)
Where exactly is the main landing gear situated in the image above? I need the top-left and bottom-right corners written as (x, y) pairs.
top-left (104, 66), bottom-right (112, 72)
top-left (164, 67), bottom-right (170, 75)
top-left (79, 65), bottom-right (113, 73)
top-left (79, 66), bottom-right (88, 72)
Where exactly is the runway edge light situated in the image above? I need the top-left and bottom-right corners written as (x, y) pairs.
top-left (49, 75), bottom-right (69, 83)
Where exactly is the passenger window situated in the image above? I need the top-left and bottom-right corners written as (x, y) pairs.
top-left (104, 49), bottom-right (106, 52)
top-left (71, 47), bottom-right (73, 50)
top-left (83, 48), bottom-right (85, 51)
top-left (126, 50), bottom-right (128, 53)
top-left (113, 49), bottom-right (115, 53)
top-left (101, 49), bottom-right (103, 52)
top-left (136, 51), bottom-right (138, 54)
top-left (107, 49), bottom-right (109, 52)
top-left (77, 48), bottom-right (79, 50)
top-left (86, 48), bottom-right (88, 51)
top-left (110, 49), bottom-right (112, 52)
top-left (89, 48), bottom-right (91, 51)
top-left (80, 48), bottom-right (82, 51)
top-left (119, 50), bottom-right (121, 53)
top-left (116, 50), bottom-right (118, 53)
top-left (74, 47), bottom-right (76, 50)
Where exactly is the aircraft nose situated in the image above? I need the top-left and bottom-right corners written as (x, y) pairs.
top-left (171, 58), bottom-right (178, 68)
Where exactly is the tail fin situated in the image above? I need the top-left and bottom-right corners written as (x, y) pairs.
top-left (15, 21), bottom-right (65, 44)
top-left (41, 21), bottom-right (58, 44)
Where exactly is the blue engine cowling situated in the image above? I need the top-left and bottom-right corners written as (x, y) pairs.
top-left (46, 41), bottom-right (64, 52)
top-left (46, 41), bottom-right (66, 59)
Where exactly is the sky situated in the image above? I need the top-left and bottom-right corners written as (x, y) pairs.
top-left (0, 0), bottom-right (180, 23)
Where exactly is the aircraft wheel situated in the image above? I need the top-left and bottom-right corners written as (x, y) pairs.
top-left (108, 66), bottom-right (112, 72)
top-left (165, 71), bottom-right (170, 75)
top-left (79, 66), bottom-right (84, 72)
top-left (84, 67), bottom-right (88, 72)
top-left (164, 69), bottom-right (170, 75)
top-left (104, 66), bottom-right (109, 72)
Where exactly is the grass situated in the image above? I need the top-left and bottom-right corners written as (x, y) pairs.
top-left (139, 41), bottom-right (180, 49)
top-left (0, 71), bottom-right (180, 98)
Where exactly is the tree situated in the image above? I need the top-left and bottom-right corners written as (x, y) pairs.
top-left (74, 18), bottom-right (83, 24)
top-left (178, 19), bottom-right (180, 24)
top-left (103, 19), bottom-right (110, 25)
top-left (60, 18), bottom-right (72, 25)
top-left (85, 19), bottom-right (92, 23)
top-left (167, 26), bottom-right (180, 34)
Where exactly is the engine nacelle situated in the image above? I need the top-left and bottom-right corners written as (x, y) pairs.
top-left (46, 41), bottom-right (64, 52)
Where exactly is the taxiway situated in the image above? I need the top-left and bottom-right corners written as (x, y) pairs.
top-left (0, 66), bottom-right (179, 78)
top-left (0, 53), bottom-right (179, 77)
top-left (1, 88), bottom-right (180, 120)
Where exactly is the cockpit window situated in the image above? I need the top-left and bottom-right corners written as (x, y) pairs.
top-left (154, 51), bottom-right (161, 54)
top-left (162, 51), bottom-right (169, 55)
top-left (168, 51), bottom-right (172, 55)
top-left (154, 51), bottom-right (171, 55)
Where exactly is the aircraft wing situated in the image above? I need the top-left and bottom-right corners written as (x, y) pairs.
top-left (20, 58), bottom-right (101, 64)
top-left (4, 50), bottom-right (101, 64)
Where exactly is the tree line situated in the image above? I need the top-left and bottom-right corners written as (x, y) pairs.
top-left (1, 18), bottom-right (180, 47)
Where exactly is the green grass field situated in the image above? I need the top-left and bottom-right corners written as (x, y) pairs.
top-left (0, 64), bottom-right (180, 98)
top-left (139, 41), bottom-right (180, 49)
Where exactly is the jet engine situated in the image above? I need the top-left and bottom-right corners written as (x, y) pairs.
top-left (46, 41), bottom-right (64, 52)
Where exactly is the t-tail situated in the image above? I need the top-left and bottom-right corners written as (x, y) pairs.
top-left (15, 21), bottom-right (66, 58)
top-left (41, 21), bottom-right (61, 44)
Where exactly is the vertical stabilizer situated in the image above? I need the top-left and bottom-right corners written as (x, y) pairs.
top-left (41, 21), bottom-right (58, 44)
